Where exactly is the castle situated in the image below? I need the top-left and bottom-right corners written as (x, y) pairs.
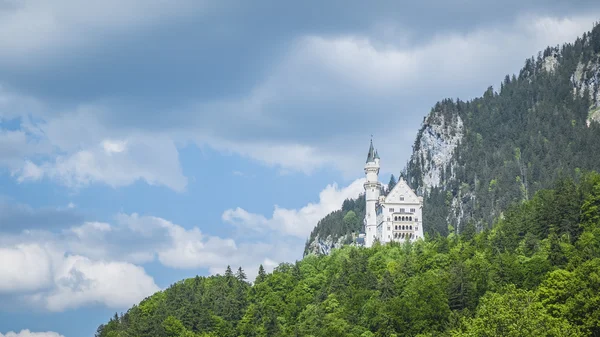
top-left (358, 139), bottom-right (424, 247)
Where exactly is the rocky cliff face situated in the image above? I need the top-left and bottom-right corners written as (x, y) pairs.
top-left (304, 233), bottom-right (355, 256)
top-left (408, 104), bottom-right (464, 192)
top-left (571, 53), bottom-right (600, 125)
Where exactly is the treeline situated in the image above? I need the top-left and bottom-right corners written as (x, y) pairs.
top-left (406, 22), bottom-right (600, 236)
top-left (97, 171), bottom-right (600, 336)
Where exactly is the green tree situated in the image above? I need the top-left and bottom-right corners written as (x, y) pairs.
top-left (236, 267), bottom-right (247, 282)
top-left (387, 174), bottom-right (397, 194)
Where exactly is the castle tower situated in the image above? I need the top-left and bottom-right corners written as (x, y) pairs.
top-left (364, 138), bottom-right (381, 247)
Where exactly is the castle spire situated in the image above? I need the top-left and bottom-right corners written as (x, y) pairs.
top-left (366, 137), bottom-right (375, 163)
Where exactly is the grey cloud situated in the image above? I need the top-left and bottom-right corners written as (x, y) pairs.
top-left (2, 1), bottom-right (600, 181)
top-left (2, 0), bottom-right (599, 105)
top-left (0, 201), bottom-right (84, 233)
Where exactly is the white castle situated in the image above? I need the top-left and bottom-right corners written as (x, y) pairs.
top-left (358, 139), bottom-right (424, 247)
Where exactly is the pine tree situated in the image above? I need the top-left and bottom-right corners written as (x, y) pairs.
top-left (236, 267), bottom-right (247, 282)
top-left (225, 265), bottom-right (234, 287)
top-left (387, 174), bottom-right (397, 193)
top-left (256, 264), bottom-right (266, 283)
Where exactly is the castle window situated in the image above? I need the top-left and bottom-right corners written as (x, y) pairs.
top-left (415, 218), bottom-right (419, 222)
top-left (395, 225), bottom-right (398, 230)
top-left (387, 227), bottom-right (390, 231)
top-left (394, 216), bottom-right (397, 221)
top-left (416, 226), bottom-right (418, 230)
top-left (402, 225), bottom-right (405, 230)
top-left (409, 216), bottom-right (412, 221)
top-left (389, 208), bottom-right (395, 212)
top-left (400, 196), bottom-right (404, 201)
top-left (410, 225), bottom-right (413, 230)
top-left (402, 216), bottom-right (405, 221)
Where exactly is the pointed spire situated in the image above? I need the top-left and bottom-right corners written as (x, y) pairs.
top-left (374, 149), bottom-right (380, 160)
top-left (366, 137), bottom-right (375, 163)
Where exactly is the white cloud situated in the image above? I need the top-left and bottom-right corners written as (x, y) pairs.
top-left (206, 139), bottom-right (341, 175)
top-left (222, 178), bottom-right (365, 238)
top-left (102, 139), bottom-right (127, 154)
top-left (14, 132), bottom-right (187, 192)
top-left (35, 255), bottom-right (159, 312)
top-left (0, 178), bottom-right (367, 297)
top-left (0, 244), bottom-right (54, 293)
top-left (0, 240), bottom-right (159, 312)
top-left (2, 87), bottom-right (188, 192)
top-left (114, 213), bottom-right (240, 269)
top-left (66, 211), bottom-right (307, 281)
top-left (0, 330), bottom-right (64, 337)
top-left (14, 161), bottom-right (43, 182)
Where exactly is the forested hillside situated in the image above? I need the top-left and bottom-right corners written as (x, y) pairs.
top-left (404, 22), bottom-right (600, 236)
top-left (96, 171), bottom-right (600, 337)
top-left (306, 22), bottom-right (600, 250)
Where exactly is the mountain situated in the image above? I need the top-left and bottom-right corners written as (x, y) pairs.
top-left (95, 171), bottom-right (600, 336)
top-left (306, 22), bottom-right (600, 254)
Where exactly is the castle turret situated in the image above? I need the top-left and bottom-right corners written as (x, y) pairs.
top-left (364, 138), bottom-right (381, 247)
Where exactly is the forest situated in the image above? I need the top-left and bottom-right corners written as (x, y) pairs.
top-left (96, 171), bottom-right (600, 337)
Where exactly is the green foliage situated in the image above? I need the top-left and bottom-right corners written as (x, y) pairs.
top-left (452, 285), bottom-right (583, 337)
top-left (97, 172), bottom-right (600, 337)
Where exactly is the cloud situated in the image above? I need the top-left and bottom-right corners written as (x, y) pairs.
top-left (0, 200), bottom-right (83, 233)
top-left (0, 241), bottom-right (159, 312)
top-left (0, 176), bottom-right (370, 295)
top-left (52, 212), bottom-right (299, 283)
top-left (0, 0), bottom-right (204, 62)
top-left (0, 206), bottom-right (291, 287)
top-left (10, 110), bottom-right (188, 191)
top-left (2, 12), bottom-right (600, 187)
top-left (0, 130), bottom-right (29, 169)
top-left (204, 14), bottom-right (599, 175)
top-left (0, 330), bottom-right (64, 337)
top-left (139, 13), bottom-right (596, 179)
top-left (31, 254), bottom-right (160, 312)
top-left (0, 244), bottom-right (54, 293)
top-left (222, 178), bottom-right (366, 238)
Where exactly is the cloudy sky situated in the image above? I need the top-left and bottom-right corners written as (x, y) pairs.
top-left (1, 1), bottom-right (600, 336)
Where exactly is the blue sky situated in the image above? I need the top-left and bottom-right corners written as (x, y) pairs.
top-left (1, 1), bottom-right (600, 336)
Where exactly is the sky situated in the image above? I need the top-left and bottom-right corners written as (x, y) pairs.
top-left (1, 1), bottom-right (600, 336)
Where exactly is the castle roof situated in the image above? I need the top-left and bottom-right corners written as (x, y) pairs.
top-left (366, 138), bottom-right (376, 163)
